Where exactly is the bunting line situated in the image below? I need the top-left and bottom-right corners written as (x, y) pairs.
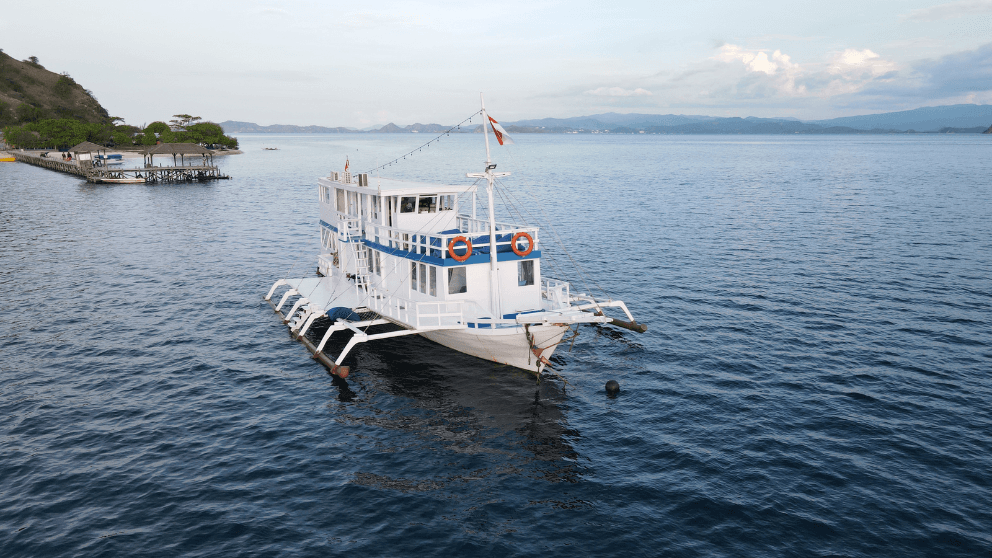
top-left (365, 110), bottom-right (483, 174)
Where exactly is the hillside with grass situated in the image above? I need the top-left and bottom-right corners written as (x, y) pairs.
top-left (0, 49), bottom-right (237, 150)
top-left (0, 50), bottom-right (108, 126)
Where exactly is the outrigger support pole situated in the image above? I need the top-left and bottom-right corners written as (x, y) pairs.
top-left (576, 299), bottom-right (647, 333)
top-left (314, 326), bottom-right (424, 378)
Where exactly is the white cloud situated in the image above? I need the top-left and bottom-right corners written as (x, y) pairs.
top-left (712, 44), bottom-right (805, 95)
top-left (817, 49), bottom-right (898, 95)
top-left (706, 44), bottom-right (900, 99)
top-left (829, 49), bottom-right (896, 76)
top-left (901, 0), bottom-right (992, 21)
top-left (255, 7), bottom-right (291, 16)
top-left (714, 44), bottom-right (800, 75)
top-left (585, 87), bottom-right (653, 97)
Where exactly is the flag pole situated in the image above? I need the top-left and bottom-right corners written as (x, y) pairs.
top-left (480, 93), bottom-right (499, 317)
top-left (481, 93), bottom-right (492, 165)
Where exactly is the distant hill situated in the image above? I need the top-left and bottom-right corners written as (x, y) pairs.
top-left (510, 112), bottom-right (717, 130)
top-left (220, 120), bottom-right (456, 134)
top-left (222, 105), bottom-right (992, 135)
top-left (0, 51), bottom-right (109, 126)
top-left (506, 108), bottom-right (992, 133)
top-left (809, 104), bottom-right (992, 132)
top-left (219, 120), bottom-right (356, 133)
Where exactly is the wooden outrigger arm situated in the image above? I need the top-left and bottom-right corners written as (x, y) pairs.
top-left (572, 298), bottom-right (647, 333)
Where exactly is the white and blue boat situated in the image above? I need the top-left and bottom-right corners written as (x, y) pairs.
top-left (266, 97), bottom-right (644, 378)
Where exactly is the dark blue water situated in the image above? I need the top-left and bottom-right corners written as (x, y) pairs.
top-left (2, 134), bottom-right (990, 557)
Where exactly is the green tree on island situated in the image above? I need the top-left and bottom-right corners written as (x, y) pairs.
top-left (3, 115), bottom-right (238, 150)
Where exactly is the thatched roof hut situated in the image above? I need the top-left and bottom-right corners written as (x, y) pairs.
top-left (144, 142), bottom-right (214, 167)
top-left (68, 141), bottom-right (108, 156)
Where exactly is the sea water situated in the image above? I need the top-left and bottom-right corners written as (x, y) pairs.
top-left (1, 134), bottom-right (989, 556)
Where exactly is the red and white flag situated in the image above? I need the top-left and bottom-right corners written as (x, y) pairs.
top-left (488, 116), bottom-right (514, 146)
top-left (344, 156), bottom-right (349, 171)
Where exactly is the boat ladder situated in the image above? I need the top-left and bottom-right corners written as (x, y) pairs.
top-left (351, 244), bottom-right (372, 298)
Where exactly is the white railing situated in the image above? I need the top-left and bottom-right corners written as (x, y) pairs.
top-left (456, 215), bottom-right (525, 234)
top-left (363, 220), bottom-right (539, 262)
top-left (317, 253), bottom-right (337, 276)
top-left (366, 290), bottom-right (465, 329)
top-left (336, 216), bottom-right (361, 240)
top-left (326, 210), bottom-right (540, 261)
top-left (541, 278), bottom-right (571, 311)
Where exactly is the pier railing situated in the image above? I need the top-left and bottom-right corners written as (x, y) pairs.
top-left (9, 150), bottom-right (230, 183)
top-left (11, 152), bottom-right (86, 177)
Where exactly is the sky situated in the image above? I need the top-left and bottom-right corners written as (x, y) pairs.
top-left (2, 0), bottom-right (992, 127)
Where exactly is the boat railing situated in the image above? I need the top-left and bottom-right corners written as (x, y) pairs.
top-left (541, 278), bottom-right (571, 311)
top-left (360, 219), bottom-right (539, 262)
top-left (317, 253), bottom-right (337, 276)
top-left (335, 215), bottom-right (361, 240)
top-left (455, 215), bottom-right (526, 234)
top-left (366, 289), bottom-right (465, 329)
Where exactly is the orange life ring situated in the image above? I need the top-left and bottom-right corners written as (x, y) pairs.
top-left (511, 232), bottom-right (534, 257)
top-left (448, 236), bottom-right (472, 262)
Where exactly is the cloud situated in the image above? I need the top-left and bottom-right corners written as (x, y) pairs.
top-left (585, 87), bottom-right (653, 97)
top-left (342, 11), bottom-right (426, 29)
top-left (711, 44), bottom-right (805, 96)
top-left (900, 0), bottom-right (992, 21)
top-left (714, 44), bottom-right (799, 75)
top-left (907, 42), bottom-right (992, 95)
top-left (255, 7), bottom-right (291, 16)
top-left (706, 44), bottom-right (903, 100)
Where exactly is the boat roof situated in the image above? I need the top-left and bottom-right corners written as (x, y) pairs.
top-left (319, 176), bottom-right (477, 196)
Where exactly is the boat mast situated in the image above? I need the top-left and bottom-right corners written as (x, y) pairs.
top-left (480, 93), bottom-right (500, 318)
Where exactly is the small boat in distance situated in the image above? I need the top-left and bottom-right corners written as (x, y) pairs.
top-left (266, 96), bottom-right (645, 379)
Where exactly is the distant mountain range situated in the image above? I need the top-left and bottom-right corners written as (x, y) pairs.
top-left (220, 104), bottom-right (992, 135)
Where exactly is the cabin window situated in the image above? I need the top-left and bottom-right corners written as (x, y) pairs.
top-left (411, 261), bottom-right (417, 289)
top-left (418, 196), bottom-right (437, 213)
top-left (439, 195), bottom-right (455, 211)
top-left (336, 189), bottom-right (346, 213)
top-left (374, 251), bottom-right (381, 275)
top-left (448, 267), bottom-right (467, 294)
top-left (518, 260), bottom-right (534, 286)
top-left (403, 233), bottom-right (410, 251)
top-left (419, 263), bottom-right (427, 293)
top-left (429, 266), bottom-right (437, 297)
top-left (401, 196), bottom-right (417, 213)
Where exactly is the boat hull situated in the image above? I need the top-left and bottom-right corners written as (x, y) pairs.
top-left (420, 324), bottom-right (569, 374)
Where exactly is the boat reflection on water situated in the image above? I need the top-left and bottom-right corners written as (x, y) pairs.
top-left (304, 317), bottom-right (582, 486)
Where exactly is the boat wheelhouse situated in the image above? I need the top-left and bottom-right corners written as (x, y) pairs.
top-left (266, 98), bottom-right (644, 378)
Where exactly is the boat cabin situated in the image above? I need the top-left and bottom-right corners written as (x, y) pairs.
top-left (317, 171), bottom-right (543, 325)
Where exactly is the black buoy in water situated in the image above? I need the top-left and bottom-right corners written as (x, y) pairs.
top-left (605, 379), bottom-right (620, 396)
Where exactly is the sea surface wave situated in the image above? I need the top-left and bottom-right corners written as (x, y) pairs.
top-left (1, 134), bottom-right (990, 556)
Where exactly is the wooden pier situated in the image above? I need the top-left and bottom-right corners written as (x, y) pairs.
top-left (88, 164), bottom-right (229, 184)
top-left (9, 142), bottom-right (231, 184)
top-left (11, 151), bottom-right (87, 177)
